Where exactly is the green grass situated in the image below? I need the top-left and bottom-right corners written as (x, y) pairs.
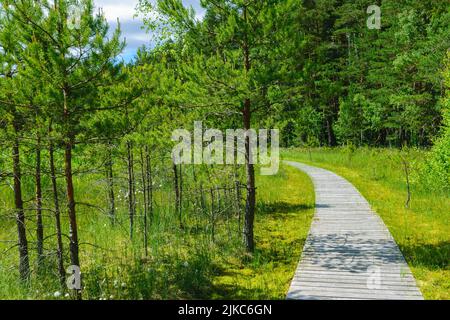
top-left (5, 147), bottom-right (445, 300)
top-left (283, 147), bottom-right (450, 300)
top-left (210, 164), bottom-right (315, 299)
top-left (0, 163), bottom-right (315, 300)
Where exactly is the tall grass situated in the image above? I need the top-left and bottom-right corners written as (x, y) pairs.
top-left (283, 147), bottom-right (449, 300)
top-left (0, 157), bottom-right (315, 300)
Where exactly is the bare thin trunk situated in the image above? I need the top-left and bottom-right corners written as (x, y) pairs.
top-left (242, 6), bottom-right (256, 253)
top-left (235, 180), bottom-right (241, 234)
top-left (140, 148), bottom-right (148, 257)
top-left (326, 117), bottom-right (336, 147)
top-left (173, 163), bottom-right (181, 228)
top-left (35, 134), bottom-right (44, 269)
top-left (49, 133), bottom-right (65, 288)
top-left (145, 146), bottom-right (153, 224)
top-left (106, 146), bottom-right (115, 223)
top-left (403, 159), bottom-right (411, 209)
top-left (179, 164), bottom-right (183, 225)
top-left (65, 143), bottom-right (79, 266)
top-left (63, 88), bottom-right (81, 299)
top-left (200, 184), bottom-right (206, 214)
top-left (127, 141), bottom-right (135, 239)
top-left (210, 188), bottom-right (215, 242)
top-left (243, 100), bottom-right (256, 253)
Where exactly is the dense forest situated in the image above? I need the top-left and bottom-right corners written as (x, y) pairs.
top-left (0, 0), bottom-right (448, 299)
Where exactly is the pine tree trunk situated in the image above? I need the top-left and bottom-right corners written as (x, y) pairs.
top-left (210, 188), bottom-right (215, 242)
top-left (35, 134), bottom-right (44, 269)
top-left (243, 99), bottom-right (256, 253)
top-left (403, 159), bottom-right (411, 209)
top-left (145, 146), bottom-right (153, 224)
top-left (63, 88), bottom-right (81, 299)
top-left (140, 148), bottom-right (148, 257)
top-left (179, 164), bottom-right (183, 225)
top-left (235, 180), bottom-right (241, 234)
top-left (326, 117), bottom-right (336, 147)
top-left (49, 132), bottom-right (65, 288)
top-left (127, 141), bottom-right (135, 239)
top-left (242, 6), bottom-right (256, 253)
top-left (200, 184), bottom-right (206, 214)
top-left (12, 122), bottom-right (30, 281)
top-left (106, 145), bottom-right (115, 223)
top-left (65, 142), bottom-right (79, 267)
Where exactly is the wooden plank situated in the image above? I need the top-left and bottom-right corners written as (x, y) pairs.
top-left (291, 275), bottom-right (418, 286)
top-left (289, 285), bottom-right (423, 297)
top-left (291, 268), bottom-right (417, 278)
top-left (284, 161), bottom-right (423, 300)
top-left (292, 268), bottom-right (416, 277)
top-left (291, 281), bottom-right (421, 291)
top-left (287, 290), bottom-right (422, 300)
top-left (287, 295), bottom-right (373, 300)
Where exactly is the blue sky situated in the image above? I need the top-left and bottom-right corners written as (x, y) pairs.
top-left (95, 0), bottom-right (205, 61)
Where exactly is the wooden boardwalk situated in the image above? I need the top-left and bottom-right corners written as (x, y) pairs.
top-left (285, 161), bottom-right (423, 300)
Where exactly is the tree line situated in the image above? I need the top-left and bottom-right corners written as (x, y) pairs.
top-left (0, 0), bottom-right (448, 298)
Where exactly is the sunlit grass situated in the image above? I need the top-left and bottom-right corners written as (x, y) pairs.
top-left (211, 164), bottom-right (315, 299)
top-left (0, 162), bottom-right (315, 300)
top-left (282, 147), bottom-right (450, 300)
top-left (2, 147), bottom-right (447, 300)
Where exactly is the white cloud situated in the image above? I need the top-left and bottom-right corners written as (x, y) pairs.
top-left (94, 0), bottom-right (205, 61)
top-left (95, 0), bottom-right (138, 22)
top-left (94, 0), bottom-right (144, 61)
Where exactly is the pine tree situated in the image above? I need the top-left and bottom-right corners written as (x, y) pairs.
top-left (139, 0), bottom-right (290, 252)
top-left (4, 0), bottom-right (124, 295)
top-left (0, 3), bottom-right (32, 281)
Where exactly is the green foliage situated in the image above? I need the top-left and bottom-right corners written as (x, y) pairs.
top-left (421, 53), bottom-right (450, 192)
top-left (274, 0), bottom-right (449, 147)
top-left (335, 94), bottom-right (367, 145)
top-left (1, 0), bottom-right (449, 300)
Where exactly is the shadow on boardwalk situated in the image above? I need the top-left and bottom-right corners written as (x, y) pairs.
top-left (285, 161), bottom-right (423, 299)
top-left (302, 233), bottom-right (405, 273)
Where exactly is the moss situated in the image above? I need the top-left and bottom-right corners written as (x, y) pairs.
top-left (210, 165), bottom-right (315, 299)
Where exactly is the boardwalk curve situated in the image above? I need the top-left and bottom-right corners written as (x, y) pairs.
top-left (285, 161), bottom-right (423, 300)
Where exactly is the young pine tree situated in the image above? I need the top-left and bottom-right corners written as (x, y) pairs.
top-left (6, 0), bottom-right (124, 295)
